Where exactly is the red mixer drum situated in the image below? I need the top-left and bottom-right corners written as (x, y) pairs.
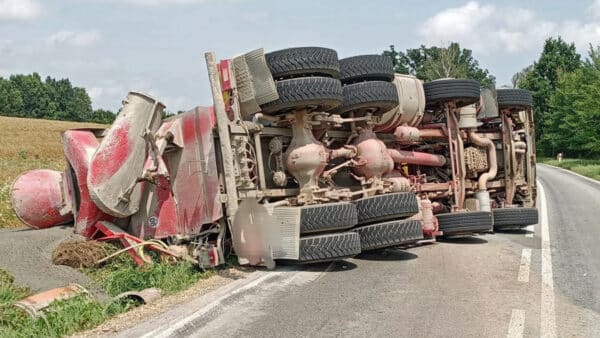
top-left (11, 169), bottom-right (73, 229)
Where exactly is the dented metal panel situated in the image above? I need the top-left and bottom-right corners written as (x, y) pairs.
top-left (88, 92), bottom-right (165, 218)
top-left (129, 107), bottom-right (222, 239)
top-left (62, 129), bottom-right (115, 237)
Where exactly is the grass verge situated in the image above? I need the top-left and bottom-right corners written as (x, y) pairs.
top-left (539, 158), bottom-right (600, 181)
top-left (0, 245), bottom-right (216, 337)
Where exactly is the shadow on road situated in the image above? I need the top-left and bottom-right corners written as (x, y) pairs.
top-left (438, 236), bottom-right (489, 244)
top-left (355, 248), bottom-right (418, 261)
top-left (277, 259), bottom-right (359, 272)
top-left (495, 228), bottom-right (534, 236)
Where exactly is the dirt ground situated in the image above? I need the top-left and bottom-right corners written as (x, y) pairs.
top-left (0, 225), bottom-right (95, 293)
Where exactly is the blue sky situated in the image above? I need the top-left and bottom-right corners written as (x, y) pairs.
top-left (1, 0), bottom-right (599, 113)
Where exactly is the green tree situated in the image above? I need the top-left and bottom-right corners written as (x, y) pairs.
top-left (0, 77), bottom-right (24, 116)
top-left (545, 46), bottom-right (600, 157)
top-left (514, 37), bottom-right (582, 153)
top-left (383, 43), bottom-right (495, 86)
top-left (9, 73), bottom-right (50, 119)
top-left (90, 109), bottom-right (116, 124)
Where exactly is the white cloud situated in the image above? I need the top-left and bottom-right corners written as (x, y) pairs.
top-left (420, 1), bottom-right (600, 54)
top-left (46, 31), bottom-right (102, 47)
top-left (0, 0), bottom-right (40, 20)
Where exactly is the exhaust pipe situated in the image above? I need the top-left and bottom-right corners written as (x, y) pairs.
top-left (468, 130), bottom-right (497, 212)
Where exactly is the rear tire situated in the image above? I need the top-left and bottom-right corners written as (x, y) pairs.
top-left (424, 79), bottom-right (480, 108)
top-left (336, 81), bottom-right (399, 116)
top-left (260, 77), bottom-right (342, 114)
top-left (299, 202), bottom-right (358, 234)
top-left (493, 207), bottom-right (538, 229)
top-left (339, 55), bottom-right (395, 84)
top-left (436, 211), bottom-right (493, 236)
top-left (353, 219), bottom-right (423, 251)
top-left (496, 89), bottom-right (533, 109)
top-left (298, 232), bottom-right (361, 263)
top-left (355, 192), bottom-right (419, 225)
top-left (265, 47), bottom-right (340, 79)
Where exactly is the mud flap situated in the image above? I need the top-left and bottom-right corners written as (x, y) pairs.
top-left (232, 200), bottom-right (300, 268)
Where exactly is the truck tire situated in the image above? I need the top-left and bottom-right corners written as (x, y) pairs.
top-left (339, 55), bottom-right (394, 84)
top-left (300, 202), bottom-right (358, 234)
top-left (424, 79), bottom-right (480, 108)
top-left (353, 219), bottom-right (423, 251)
top-left (496, 89), bottom-right (533, 109)
top-left (493, 207), bottom-right (538, 229)
top-left (436, 211), bottom-right (493, 236)
top-left (260, 77), bottom-right (342, 114)
top-left (298, 232), bottom-right (361, 263)
top-left (355, 192), bottom-right (419, 225)
top-left (265, 47), bottom-right (340, 79)
top-left (336, 81), bottom-right (399, 115)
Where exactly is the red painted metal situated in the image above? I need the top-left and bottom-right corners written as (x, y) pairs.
top-left (95, 221), bottom-right (177, 266)
top-left (62, 129), bottom-right (114, 238)
top-left (129, 107), bottom-right (223, 239)
top-left (388, 149), bottom-right (447, 167)
top-left (10, 169), bottom-right (73, 229)
top-left (353, 129), bottom-right (394, 179)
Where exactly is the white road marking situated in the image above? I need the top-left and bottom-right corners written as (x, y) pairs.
top-left (537, 180), bottom-right (557, 338)
top-left (517, 248), bottom-right (532, 283)
top-left (507, 309), bottom-right (525, 338)
top-left (525, 224), bottom-right (534, 238)
top-left (138, 264), bottom-right (334, 338)
top-left (141, 271), bottom-right (282, 338)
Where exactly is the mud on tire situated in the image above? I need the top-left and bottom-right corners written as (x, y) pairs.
top-left (300, 202), bottom-right (358, 234)
top-left (339, 55), bottom-right (395, 84)
top-left (336, 81), bottom-right (399, 116)
top-left (353, 219), bottom-right (423, 251)
top-left (437, 211), bottom-right (493, 236)
top-left (355, 192), bottom-right (419, 225)
top-left (260, 77), bottom-right (342, 114)
top-left (493, 207), bottom-right (538, 229)
top-left (298, 232), bottom-right (361, 263)
top-left (265, 47), bottom-right (340, 79)
top-left (424, 79), bottom-right (480, 108)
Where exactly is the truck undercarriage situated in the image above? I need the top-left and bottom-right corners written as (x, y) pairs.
top-left (10, 46), bottom-right (538, 268)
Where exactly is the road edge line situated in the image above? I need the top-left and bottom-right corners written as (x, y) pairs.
top-left (537, 180), bottom-right (557, 338)
top-left (517, 248), bottom-right (532, 283)
top-left (507, 309), bottom-right (525, 338)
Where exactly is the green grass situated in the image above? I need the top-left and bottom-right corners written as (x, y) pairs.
top-left (0, 246), bottom-right (217, 337)
top-left (539, 157), bottom-right (600, 181)
top-left (86, 251), bottom-right (215, 297)
top-left (0, 268), bottom-right (133, 337)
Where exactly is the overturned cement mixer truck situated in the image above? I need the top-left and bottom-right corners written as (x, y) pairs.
top-left (10, 47), bottom-right (538, 268)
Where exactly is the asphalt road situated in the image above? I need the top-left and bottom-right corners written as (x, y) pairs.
top-left (119, 164), bottom-right (600, 338)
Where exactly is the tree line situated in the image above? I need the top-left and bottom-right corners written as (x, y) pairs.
top-left (0, 73), bottom-right (115, 124)
top-left (383, 39), bottom-right (600, 158)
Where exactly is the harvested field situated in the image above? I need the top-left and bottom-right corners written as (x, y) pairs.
top-left (0, 116), bottom-right (106, 228)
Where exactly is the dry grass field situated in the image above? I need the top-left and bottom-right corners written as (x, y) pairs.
top-left (0, 116), bottom-right (106, 228)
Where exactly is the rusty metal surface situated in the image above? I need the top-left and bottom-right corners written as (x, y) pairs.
top-left (14, 283), bottom-right (87, 317)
